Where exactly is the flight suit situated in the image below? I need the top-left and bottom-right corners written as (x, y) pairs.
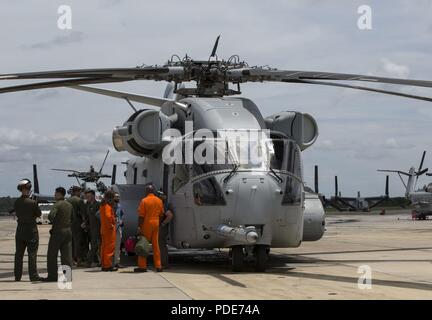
top-left (84, 200), bottom-right (101, 265)
top-left (138, 194), bottom-right (164, 269)
top-left (46, 199), bottom-right (73, 281)
top-left (13, 196), bottom-right (42, 281)
top-left (67, 195), bottom-right (87, 263)
top-left (99, 203), bottom-right (116, 269)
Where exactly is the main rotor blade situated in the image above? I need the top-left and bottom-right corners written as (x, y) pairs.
top-left (33, 164), bottom-right (40, 195)
top-left (0, 66), bottom-right (185, 94)
top-left (71, 85), bottom-right (173, 107)
top-left (292, 79), bottom-right (432, 103)
top-left (231, 68), bottom-right (432, 89)
top-left (416, 168), bottom-right (428, 176)
top-left (377, 169), bottom-right (411, 176)
top-left (99, 150), bottom-right (110, 174)
top-left (419, 151), bottom-right (426, 171)
top-left (385, 175), bottom-right (389, 197)
top-left (51, 169), bottom-right (79, 173)
top-left (111, 165), bottom-right (117, 185)
top-left (0, 77), bottom-right (127, 94)
top-left (0, 67), bottom-right (172, 80)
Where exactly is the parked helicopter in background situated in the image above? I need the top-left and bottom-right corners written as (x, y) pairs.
top-left (378, 151), bottom-right (432, 220)
top-left (311, 165), bottom-right (389, 212)
top-left (51, 150), bottom-right (117, 194)
top-left (3, 37), bottom-right (432, 271)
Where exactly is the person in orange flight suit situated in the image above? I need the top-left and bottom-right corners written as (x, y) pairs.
top-left (99, 190), bottom-right (117, 272)
top-left (134, 185), bottom-right (164, 273)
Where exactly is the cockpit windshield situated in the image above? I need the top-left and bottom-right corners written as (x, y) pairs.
top-left (169, 130), bottom-right (303, 202)
top-left (188, 130), bottom-right (272, 176)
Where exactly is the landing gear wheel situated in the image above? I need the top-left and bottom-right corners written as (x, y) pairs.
top-left (231, 246), bottom-right (244, 272)
top-left (254, 245), bottom-right (268, 272)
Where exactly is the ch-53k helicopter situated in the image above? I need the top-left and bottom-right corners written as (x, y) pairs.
top-left (378, 151), bottom-right (432, 220)
top-left (51, 150), bottom-right (117, 194)
top-left (2, 37), bottom-right (432, 271)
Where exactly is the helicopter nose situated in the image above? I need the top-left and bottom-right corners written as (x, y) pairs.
top-left (226, 175), bottom-right (282, 226)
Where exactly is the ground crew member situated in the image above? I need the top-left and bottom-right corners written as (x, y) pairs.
top-left (14, 179), bottom-right (42, 282)
top-left (135, 185), bottom-right (164, 273)
top-left (67, 186), bottom-right (87, 267)
top-left (84, 189), bottom-right (100, 268)
top-left (157, 191), bottom-right (174, 269)
top-left (44, 187), bottom-right (73, 282)
top-left (113, 193), bottom-right (125, 269)
top-left (99, 190), bottom-right (117, 271)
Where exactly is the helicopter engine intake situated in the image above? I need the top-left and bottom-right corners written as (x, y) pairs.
top-left (265, 111), bottom-right (318, 151)
top-left (112, 109), bottom-right (172, 157)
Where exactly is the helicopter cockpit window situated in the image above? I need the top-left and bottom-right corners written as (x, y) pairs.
top-left (268, 138), bottom-right (303, 205)
top-left (190, 133), bottom-right (271, 177)
top-left (193, 177), bottom-right (226, 206)
top-left (269, 139), bottom-right (285, 170)
top-left (190, 138), bottom-right (235, 177)
top-left (172, 164), bottom-right (189, 193)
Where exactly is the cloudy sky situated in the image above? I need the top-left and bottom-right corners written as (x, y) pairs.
top-left (1, 0), bottom-right (432, 197)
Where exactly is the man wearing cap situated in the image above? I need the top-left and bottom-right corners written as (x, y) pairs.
top-left (44, 187), bottom-right (73, 282)
top-left (14, 179), bottom-right (43, 282)
top-left (67, 186), bottom-right (87, 267)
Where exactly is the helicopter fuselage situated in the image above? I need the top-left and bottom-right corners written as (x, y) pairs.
top-left (113, 97), bottom-right (325, 252)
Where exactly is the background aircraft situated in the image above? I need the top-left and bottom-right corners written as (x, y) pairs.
top-left (313, 165), bottom-right (389, 211)
top-left (51, 150), bottom-right (117, 193)
top-left (379, 151), bottom-right (432, 219)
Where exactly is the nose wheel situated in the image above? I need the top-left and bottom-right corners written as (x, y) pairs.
top-left (231, 245), bottom-right (269, 272)
top-left (254, 245), bottom-right (268, 272)
top-left (231, 245), bottom-right (245, 272)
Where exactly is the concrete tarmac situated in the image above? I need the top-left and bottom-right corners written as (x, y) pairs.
top-left (0, 211), bottom-right (431, 300)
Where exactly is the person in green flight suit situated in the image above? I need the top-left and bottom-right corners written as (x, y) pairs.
top-left (67, 186), bottom-right (87, 267)
top-left (84, 189), bottom-right (101, 267)
top-left (13, 179), bottom-right (43, 282)
top-left (43, 187), bottom-right (73, 282)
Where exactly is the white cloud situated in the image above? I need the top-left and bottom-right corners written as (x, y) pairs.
top-left (379, 58), bottom-right (410, 78)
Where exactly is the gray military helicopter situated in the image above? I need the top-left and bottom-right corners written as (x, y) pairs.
top-left (378, 151), bottom-right (432, 220)
top-left (3, 37), bottom-right (432, 271)
top-left (51, 150), bottom-right (116, 193)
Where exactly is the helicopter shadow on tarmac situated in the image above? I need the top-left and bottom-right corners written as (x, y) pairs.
top-left (111, 249), bottom-right (310, 274)
top-left (106, 247), bottom-right (432, 292)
